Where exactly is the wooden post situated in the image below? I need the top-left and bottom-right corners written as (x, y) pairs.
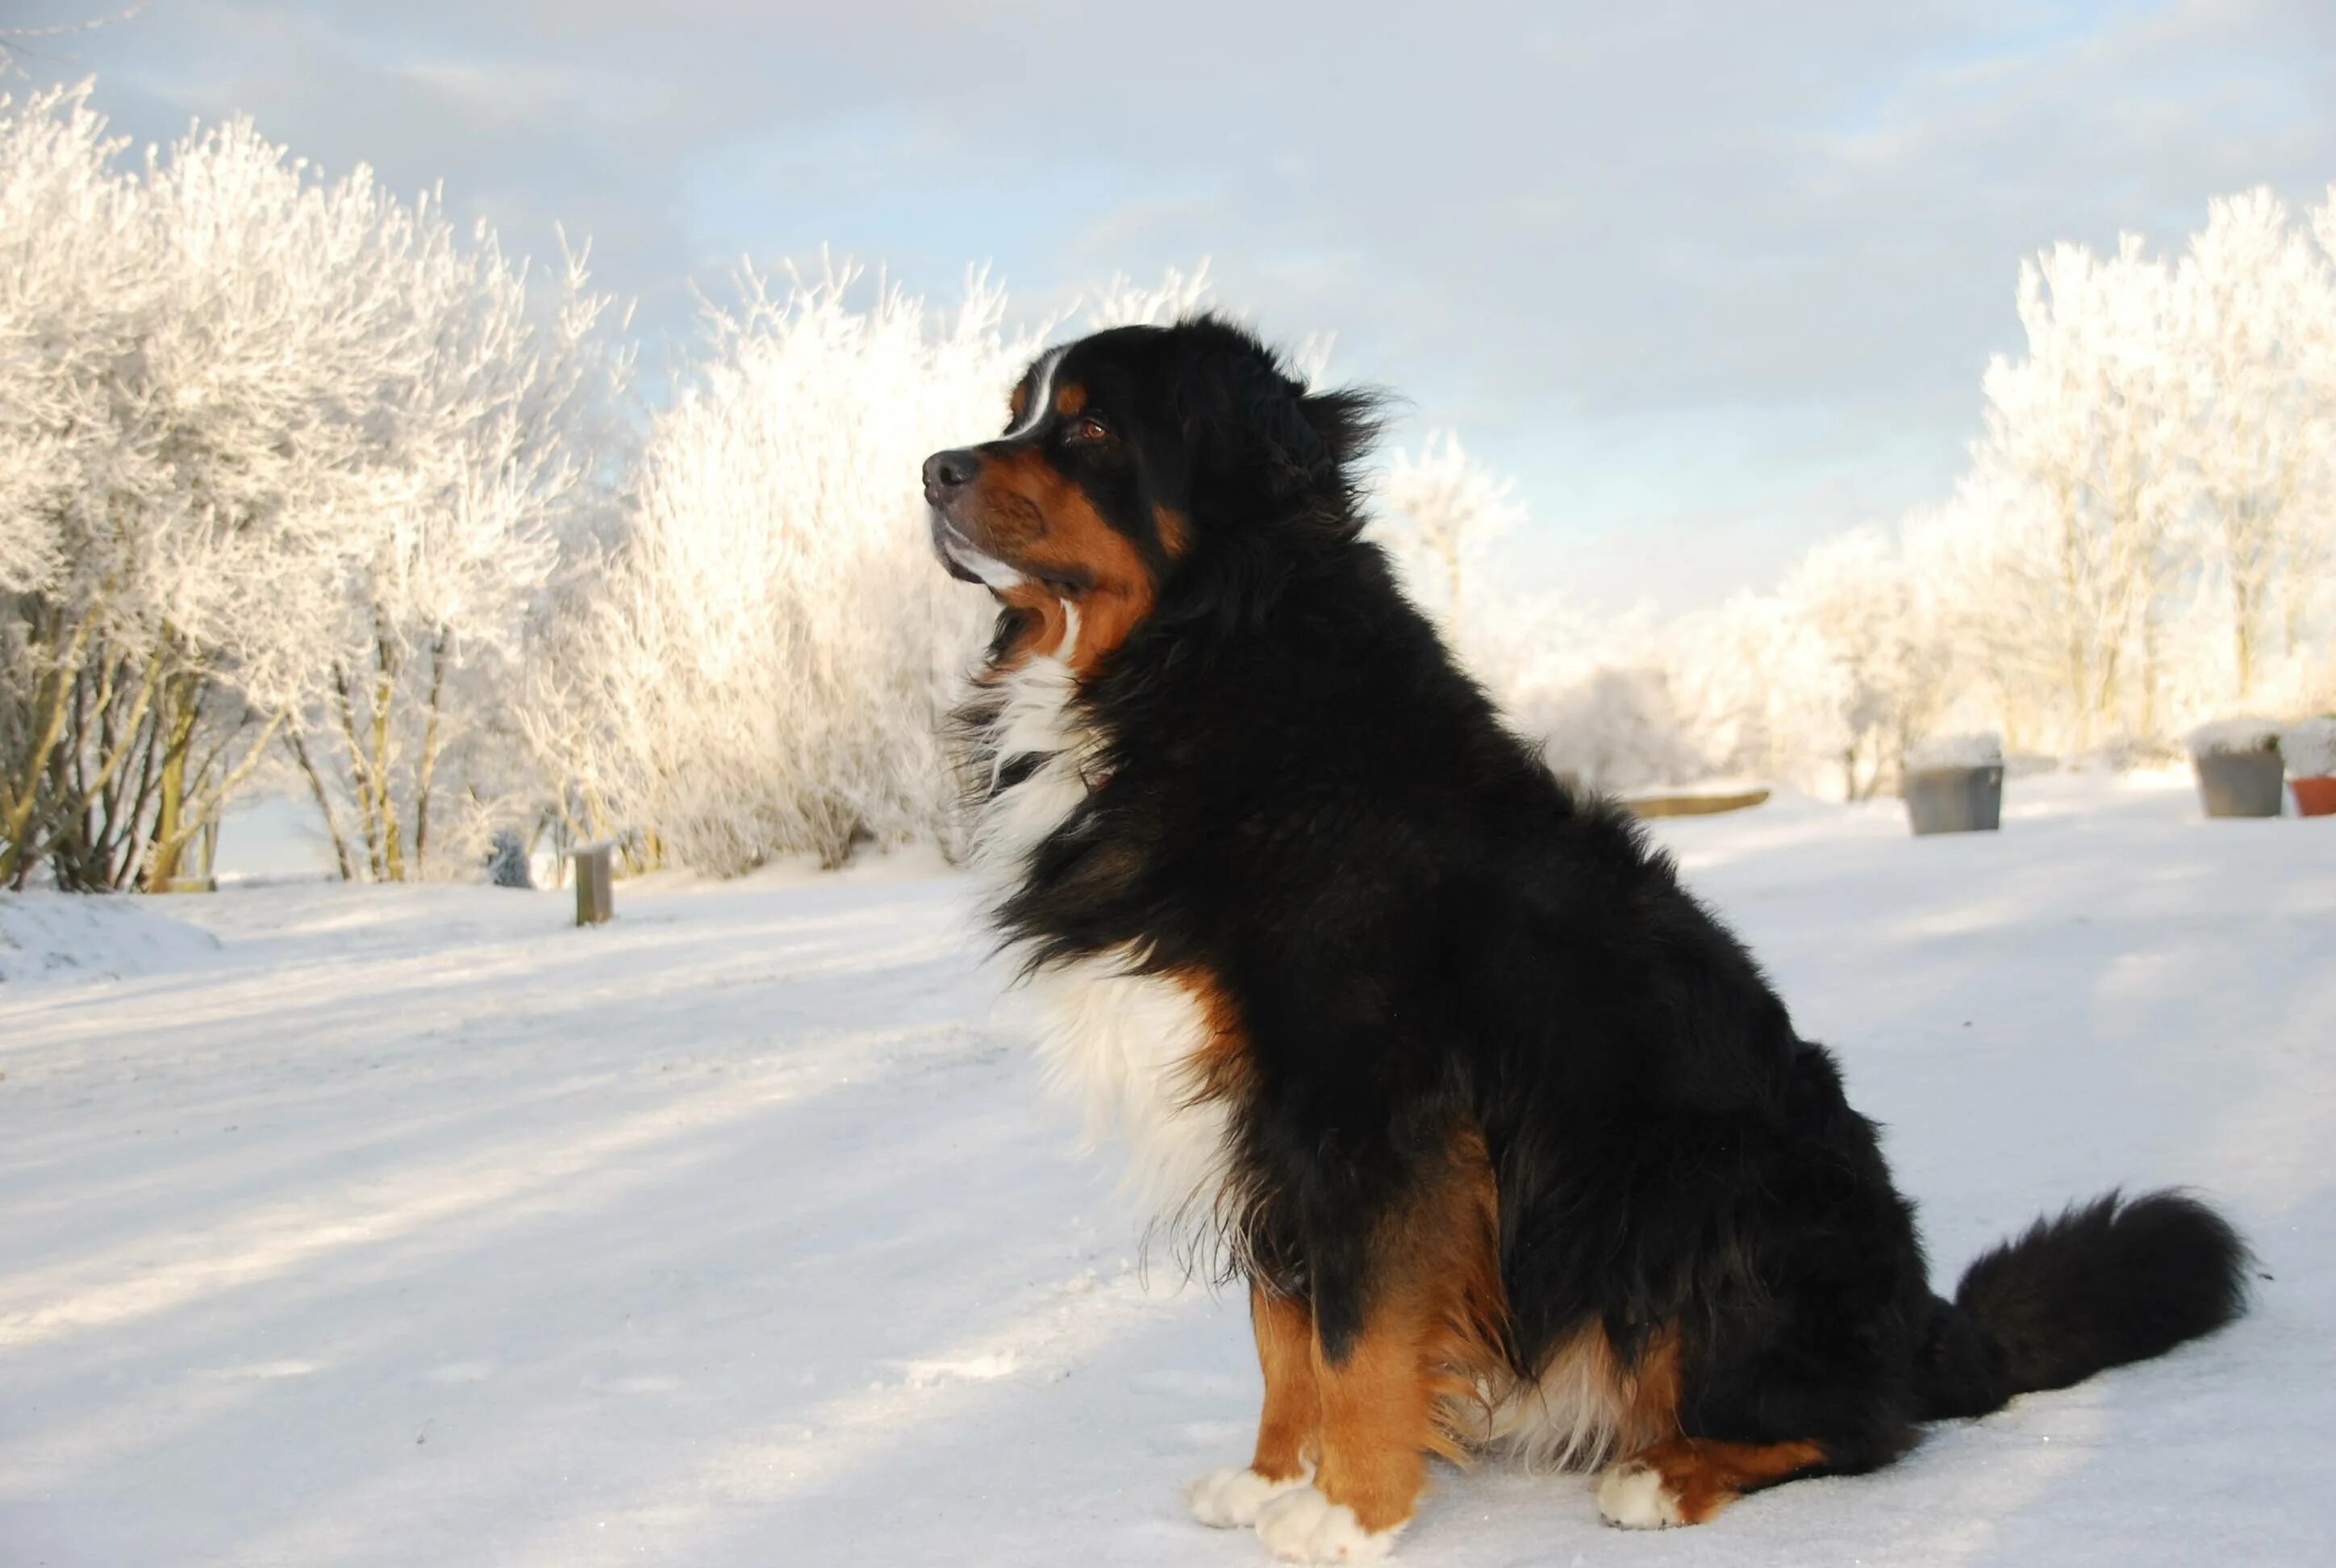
top-left (572, 844), bottom-right (614, 926)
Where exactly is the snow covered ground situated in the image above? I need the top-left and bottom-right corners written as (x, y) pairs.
top-left (3, 771), bottom-right (2330, 1567)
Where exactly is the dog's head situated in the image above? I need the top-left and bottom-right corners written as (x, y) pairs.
top-left (924, 315), bottom-right (1380, 670)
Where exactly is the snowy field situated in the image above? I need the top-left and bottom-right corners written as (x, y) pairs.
top-left (2, 773), bottom-right (2331, 1568)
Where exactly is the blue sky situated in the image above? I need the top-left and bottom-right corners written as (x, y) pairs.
top-left (13, 0), bottom-right (2334, 610)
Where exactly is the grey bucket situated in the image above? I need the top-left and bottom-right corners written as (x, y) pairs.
top-left (1904, 765), bottom-right (2004, 835)
top-left (2193, 749), bottom-right (2284, 818)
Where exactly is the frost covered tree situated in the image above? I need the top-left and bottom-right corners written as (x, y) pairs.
top-left (1444, 189), bottom-right (2336, 784)
top-left (1775, 529), bottom-right (1944, 797)
top-left (1892, 192), bottom-right (2336, 755)
top-left (2173, 189), bottom-right (2336, 703)
top-left (1382, 431), bottom-right (1525, 635)
top-left (0, 87), bottom-right (357, 887)
top-left (0, 84), bottom-right (626, 888)
top-left (1963, 236), bottom-right (2192, 750)
top-left (285, 236), bottom-right (629, 885)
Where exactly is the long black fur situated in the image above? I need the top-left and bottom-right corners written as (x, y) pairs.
top-left (941, 315), bottom-right (2250, 1484)
top-left (1926, 1190), bottom-right (2251, 1417)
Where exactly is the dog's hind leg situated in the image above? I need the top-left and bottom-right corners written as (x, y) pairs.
top-left (1596, 1436), bottom-right (1833, 1528)
top-left (1187, 1283), bottom-right (1320, 1527)
top-left (1594, 1286), bottom-right (1917, 1528)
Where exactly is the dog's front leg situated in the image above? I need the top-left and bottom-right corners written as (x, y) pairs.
top-left (1247, 1137), bottom-right (1499, 1563)
top-left (1188, 1282), bottom-right (1320, 1526)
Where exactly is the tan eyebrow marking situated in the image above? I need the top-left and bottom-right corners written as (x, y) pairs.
top-left (1054, 382), bottom-right (1087, 416)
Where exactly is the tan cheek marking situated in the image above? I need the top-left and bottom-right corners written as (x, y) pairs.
top-left (963, 448), bottom-right (1062, 551)
top-left (969, 448), bottom-right (1159, 674)
top-left (1064, 565), bottom-right (1153, 673)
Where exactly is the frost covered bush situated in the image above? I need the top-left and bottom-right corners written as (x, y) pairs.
top-left (533, 263), bottom-right (1242, 876)
top-left (485, 829), bottom-right (534, 889)
top-left (1904, 732), bottom-right (2004, 770)
top-left (552, 265), bottom-right (1020, 874)
top-left (2186, 717), bottom-right (2283, 758)
top-left (1526, 668), bottom-right (1704, 793)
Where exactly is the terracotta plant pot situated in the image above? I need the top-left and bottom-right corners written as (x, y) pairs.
top-left (1904, 765), bottom-right (2004, 835)
top-left (2193, 750), bottom-right (2284, 818)
top-left (2292, 776), bottom-right (2336, 818)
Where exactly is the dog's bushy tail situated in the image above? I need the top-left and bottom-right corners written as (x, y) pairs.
top-left (1917, 1190), bottom-right (2250, 1421)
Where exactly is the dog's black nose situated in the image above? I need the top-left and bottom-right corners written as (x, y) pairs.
top-left (923, 448), bottom-right (980, 492)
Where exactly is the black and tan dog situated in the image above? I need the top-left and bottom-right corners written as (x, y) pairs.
top-left (924, 315), bottom-right (2248, 1563)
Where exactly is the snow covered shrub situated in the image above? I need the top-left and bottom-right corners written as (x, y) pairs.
top-left (485, 829), bottom-right (533, 889)
top-left (2186, 717), bottom-right (2283, 758)
top-left (1527, 668), bottom-right (1707, 794)
top-left (1664, 592), bottom-right (1847, 794)
top-left (1445, 592), bottom-right (1703, 794)
top-left (2279, 716), bottom-right (2336, 778)
top-left (1904, 732), bottom-right (2004, 770)
top-left (1085, 265), bottom-right (1215, 330)
top-left (571, 264), bottom-right (1023, 874)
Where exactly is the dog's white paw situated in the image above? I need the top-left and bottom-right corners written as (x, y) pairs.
top-left (1186, 1463), bottom-right (1309, 1528)
top-left (1596, 1458), bottom-right (1684, 1529)
top-left (1254, 1486), bottom-right (1403, 1562)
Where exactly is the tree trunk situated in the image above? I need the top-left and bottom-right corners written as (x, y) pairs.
top-left (148, 714), bottom-right (285, 886)
top-left (0, 610), bottom-right (95, 888)
top-left (334, 666), bottom-right (385, 880)
top-left (288, 728), bottom-right (357, 881)
top-left (144, 673), bottom-right (202, 888)
top-left (2232, 572), bottom-right (2256, 700)
top-left (373, 630), bottom-right (404, 882)
top-left (412, 628), bottom-right (450, 874)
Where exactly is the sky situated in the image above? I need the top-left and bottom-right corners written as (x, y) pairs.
top-left (9, 0), bottom-right (2335, 611)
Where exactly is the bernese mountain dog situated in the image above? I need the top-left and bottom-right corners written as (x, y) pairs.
top-left (923, 315), bottom-right (2249, 1563)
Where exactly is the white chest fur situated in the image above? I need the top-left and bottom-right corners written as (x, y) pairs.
top-left (969, 619), bottom-right (1234, 1231)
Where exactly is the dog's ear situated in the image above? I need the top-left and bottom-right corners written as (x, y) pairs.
top-left (1295, 387), bottom-right (1383, 477)
top-left (1172, 315), bottom-right (1383, 517)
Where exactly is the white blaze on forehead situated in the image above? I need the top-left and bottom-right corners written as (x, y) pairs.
top-left (1005, 347), bottom-right (1066, 440)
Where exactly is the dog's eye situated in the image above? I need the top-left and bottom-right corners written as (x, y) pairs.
top-left (1066, 414), bottom-right (1110, 444)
